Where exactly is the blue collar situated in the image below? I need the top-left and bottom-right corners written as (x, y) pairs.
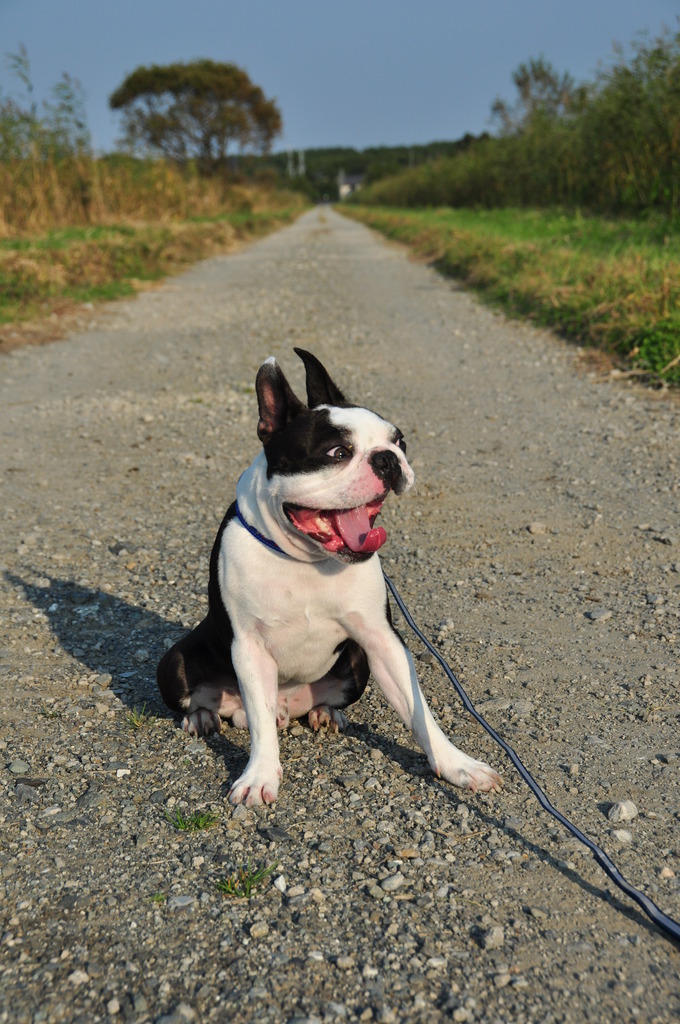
top-left (234, 501), bottom-right (286, 555)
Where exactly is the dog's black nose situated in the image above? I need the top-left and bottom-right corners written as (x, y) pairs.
top-left (370, 449), bottom-right (402, 489)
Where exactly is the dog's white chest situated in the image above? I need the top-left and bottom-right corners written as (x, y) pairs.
top-left (254, 599), bottom-right (347, 684)
top-left (220, 527), bottom-right (362, 684)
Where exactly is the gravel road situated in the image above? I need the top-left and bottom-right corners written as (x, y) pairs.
top-left (1, 206), bottom-right (679, 1024)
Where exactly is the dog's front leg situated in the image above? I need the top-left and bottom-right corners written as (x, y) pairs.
top-left (228, 637), bottom-right (282, 806)
top-left (365, 630), bottom-right (501, 793)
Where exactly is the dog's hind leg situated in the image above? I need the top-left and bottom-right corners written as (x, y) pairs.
top-left (157, 642), bottom-right (193, 717)
top-left (285, 639), bottom-right (369, 730)
top-left (157, 615), bottom-right (239, 737)
top-left (182, 682), bottom-right (244, 736)
top-left (308, 705), bottom-right (348, 733)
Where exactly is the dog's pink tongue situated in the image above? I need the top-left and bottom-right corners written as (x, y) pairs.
top-left (332, 506), bottom-right (387, 553)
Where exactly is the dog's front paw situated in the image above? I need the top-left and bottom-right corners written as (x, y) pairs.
top-left (435, 749), bottom-right (502, 794)
top-left (308, 705), bottom-right (347, 733)
top-left (229, 761), bottom-right (283, 806)
top-left (182, 709), bottom-right (222, 737)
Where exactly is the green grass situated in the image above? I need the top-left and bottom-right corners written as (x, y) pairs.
top-left (164, 807), bottom-right (220, 832)
top-left (39, 705), bottom-right (62, 719)
top-left (343, 205), bottom-right (680, 384)
top-left (0, 204), bottom-right (304, 336)
top-left (415, 207), bottom-right (680, 258)
top-left (0, 224), bottom-right (140, 252)
top-left (216, 862), bottom-right (278, 899)
top-left (127, 703), bottom-right (155, 730)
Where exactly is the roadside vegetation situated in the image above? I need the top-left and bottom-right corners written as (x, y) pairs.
top-left (348, 28), bottom-right (680, 384)
top-left (0, 194), bottom-right (302, 343)
top-left (216, 862), bottom-right (278, 899)
top-left (356, 30), bottom-right (680, 218)
top-left (344, 206), bottom-right (680, 384)
top-left (0, 51), bottom-right (305, 346)
top-left (2, 30), bottom-right (678, 381)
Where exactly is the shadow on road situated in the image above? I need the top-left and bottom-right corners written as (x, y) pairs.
top-left (6, 569), bottom-right (252, 778)
top-left (7, 570), bottom-right (178, 712)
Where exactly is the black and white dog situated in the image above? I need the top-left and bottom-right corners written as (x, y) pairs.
top-left (157, 349), bottom-right (501, 805)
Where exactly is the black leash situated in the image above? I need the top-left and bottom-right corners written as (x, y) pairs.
top-left (383, 570), bottom-right (680, 943)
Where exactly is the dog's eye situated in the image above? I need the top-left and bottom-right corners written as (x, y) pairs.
top-left (395, 435), bottom-right (407, 453)
top-left (327, 445), bottom-right (352, 461)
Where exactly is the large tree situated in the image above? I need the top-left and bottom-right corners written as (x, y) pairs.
top-left (491, 56), bottom-right (585, 134)
top-left (109, 60), bottom-right (282, 171)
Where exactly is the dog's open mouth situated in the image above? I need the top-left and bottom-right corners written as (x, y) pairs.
top-left (285, 498), bottom-right (387, 554)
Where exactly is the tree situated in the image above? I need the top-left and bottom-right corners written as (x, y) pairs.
top-left (491, 56), bottom-right (585, 134)
top-left (580, 29), bottom-right (680, 214)
top-left (109, 60), bottom-right (282, 172)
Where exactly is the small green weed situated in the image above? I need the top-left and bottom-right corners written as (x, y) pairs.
top-left (149, 893), bottom-right (167, 904)
top-left (39, 705), bottom-right (62, 719)
top-left (165, 807), bottom-right (219, 832)
top-left (127, 703), bottom-right (155, 730)
top-left (216, 862), bottom-right (278, 899)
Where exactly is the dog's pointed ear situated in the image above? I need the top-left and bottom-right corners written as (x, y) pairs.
top-left (294, 348), bottom-right (350, 408)
top-left (256, 357), bottom-right (306, 444)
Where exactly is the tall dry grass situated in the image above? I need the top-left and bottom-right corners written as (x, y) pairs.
top-left (0, 153), bottom-right (306, 344)
top-left (0, 154), bottom-right (289, 236)
top-left (0, 52), bottom-right (306, 346)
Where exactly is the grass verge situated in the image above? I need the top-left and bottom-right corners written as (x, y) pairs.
top-left (342, 206), bottom-right (680, 385)
top-left (0, 192), bottom-right (306, 352)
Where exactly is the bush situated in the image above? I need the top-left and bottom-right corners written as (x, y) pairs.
top-left (357, 28), bottom-right (680, 219)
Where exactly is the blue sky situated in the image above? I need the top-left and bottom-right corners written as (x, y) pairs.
top-left (0, 0), bottom-right (677, 154)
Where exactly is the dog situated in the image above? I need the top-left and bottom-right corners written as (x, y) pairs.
top-left (157, 349), bottom-right (501, 805)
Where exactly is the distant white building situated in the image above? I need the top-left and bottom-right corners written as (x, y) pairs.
top-left (338, 169), bottom-right (364, 199)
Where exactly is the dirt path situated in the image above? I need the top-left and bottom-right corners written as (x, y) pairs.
top-left (1, 207), bottom-right (678, 1023)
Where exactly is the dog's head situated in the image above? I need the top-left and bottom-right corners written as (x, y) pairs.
top-left (254, 348), bottom-right (414, 562)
